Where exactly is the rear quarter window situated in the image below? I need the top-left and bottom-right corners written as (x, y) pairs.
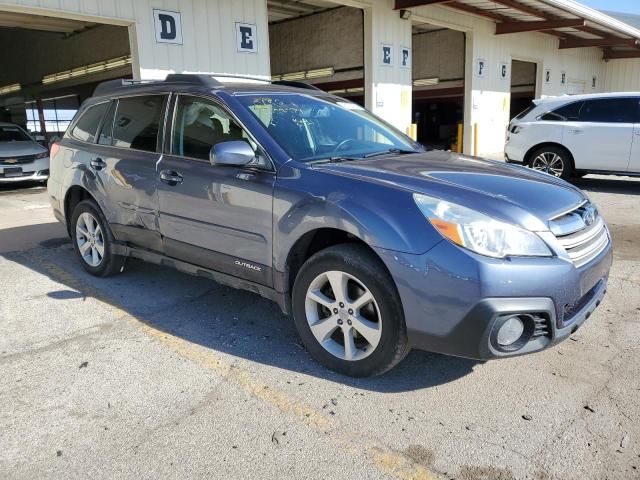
top-left (71, 102), bottom-right (110, 143)
top-left (514, 103), bottom-right (536, 120)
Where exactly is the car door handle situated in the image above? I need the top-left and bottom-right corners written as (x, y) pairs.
top-left (571, 129), bottom-right (583, 134)
top-left (160, 170), bottom-right (183, 185)
top-left (90, 158), bottom-right (106, 170)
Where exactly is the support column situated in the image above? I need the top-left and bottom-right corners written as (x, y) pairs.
top-left (363, 0), bottom-right (412, 133)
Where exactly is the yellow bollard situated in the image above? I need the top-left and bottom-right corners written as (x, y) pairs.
top-left (410, 123), bottom-right (417, 141)
top-left (473, 123), bottom-right (479, 157)
top-left (457, 123), bottom-right (463, 153)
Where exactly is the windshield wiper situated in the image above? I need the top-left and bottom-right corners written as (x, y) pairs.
top-left (309, 156), bottom-right (360, 164)
top-left (363, 148), bottom-right (419, 158)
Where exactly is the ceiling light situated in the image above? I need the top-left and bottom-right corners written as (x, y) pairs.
top-left (0, 83), bottom-right (21, 95)
top-left (413, 77), bottom-right (440, 87)
top-left (272, 67), bottom-right (335, 82)
top-left (42, 56), bottom-right (132, 85)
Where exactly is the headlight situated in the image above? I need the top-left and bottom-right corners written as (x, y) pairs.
top-left (35, 151), bottom-right (49, 159)
top-left (413, 193), bottom-right (552, 258)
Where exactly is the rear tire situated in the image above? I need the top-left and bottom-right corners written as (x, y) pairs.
top-left (71, 199), bottom-right (125, 277)
top-left (292, 244), bottom-right (409, 377)
top-left (528, 145), bottom-right (573, 180)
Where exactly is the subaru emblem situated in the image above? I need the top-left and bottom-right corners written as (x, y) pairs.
top-left (582, 206), bottom-right (597, 226)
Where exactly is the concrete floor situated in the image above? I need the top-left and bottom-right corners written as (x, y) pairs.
top-left (0, 177), bottom-right (639, 480)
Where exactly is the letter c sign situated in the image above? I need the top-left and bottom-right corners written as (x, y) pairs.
top-left (153, 9), bottom-right (183, 44)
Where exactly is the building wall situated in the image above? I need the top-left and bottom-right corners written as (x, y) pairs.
top-left (603, 59), bottom-right (640, 91)
top-left (269, 7), bottom-right (363, 84)
top-left (362, 0), bottom-right (413, 133)
top-left (0, 0), bottom-right (271, 80)
top-left (410, 4), bottom-right (608, 157)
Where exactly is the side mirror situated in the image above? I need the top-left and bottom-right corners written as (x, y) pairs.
top-left (210, 141), bottom-right (255, 167)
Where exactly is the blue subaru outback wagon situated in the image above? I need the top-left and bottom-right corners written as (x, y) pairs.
top-left (47, 74), bottom-right (612, 376)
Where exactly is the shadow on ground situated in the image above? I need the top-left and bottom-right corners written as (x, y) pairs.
top-left (573, 175), bottom-right (640, 195)
top-left (0, 181), bottom-right (46, 195)
top-left (3, 223), bottom-right (479, 392)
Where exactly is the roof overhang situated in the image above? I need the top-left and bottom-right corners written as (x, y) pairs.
top-left (395, 0), bottom-right (640, 60)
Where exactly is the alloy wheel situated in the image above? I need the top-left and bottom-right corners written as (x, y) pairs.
top-left (531, 152), bottom-right (564, 177)
top-left (304, 270), bottom-right (382, 361)
top-left (75, 212), bottom-right (105, 267)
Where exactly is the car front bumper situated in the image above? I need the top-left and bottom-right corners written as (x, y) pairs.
top-left (0, 157), bottom-right (49, 183)
top-left (375, 237), bottom-right (612, 360)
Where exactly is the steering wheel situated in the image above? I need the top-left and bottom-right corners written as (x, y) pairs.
top-left (333, 138), bottom-right (357, 153)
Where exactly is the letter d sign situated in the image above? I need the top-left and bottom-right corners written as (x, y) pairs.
top-left (154, 10), bottom-right (183, 44)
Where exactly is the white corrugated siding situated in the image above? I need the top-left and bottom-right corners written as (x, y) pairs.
top-left (604, 59), bottom-right (640, 92)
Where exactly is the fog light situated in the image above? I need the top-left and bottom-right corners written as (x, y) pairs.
top-left (497, 316), bottom-right (525, 346)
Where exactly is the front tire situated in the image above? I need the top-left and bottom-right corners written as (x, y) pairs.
top-left (528, 145), bottom-right (573, 180)
top-left (71, 200), bottom-right (125, 277)
top-left (292, 244), bottom-right (409, 377)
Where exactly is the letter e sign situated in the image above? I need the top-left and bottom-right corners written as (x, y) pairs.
top-left (236, 23), bottom-right (258, 53)
top-left (381, 44), bottom-right (393, 66)
top-left (153, 10), bottom-right (183, 45)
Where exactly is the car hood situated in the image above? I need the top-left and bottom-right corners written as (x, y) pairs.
top-left (312, 150), bottom-right (586, 231)
top-left (0, 141), bottom-right (47, 157)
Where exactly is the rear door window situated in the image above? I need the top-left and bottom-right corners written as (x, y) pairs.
top-left (71, 102), bottom-right (110, 143)
top-left (540, 101), bottom-right (584, 121)
top-left (113, 95), bottom-right (167, 152)
top-left (579, 98), bottom-right (639, 123)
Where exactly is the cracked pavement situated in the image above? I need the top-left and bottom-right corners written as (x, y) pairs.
top-left (0, 177), bottom-right (639, 480)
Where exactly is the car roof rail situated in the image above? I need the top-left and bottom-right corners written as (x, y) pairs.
top-left (164, 73), bottom-right (223, 87)
top-left (93, 78), bottom-right (156, 96)
top-left (271, 80), bottom-right (323, 91)
top-left (93, 74), bottom-right (324, 97)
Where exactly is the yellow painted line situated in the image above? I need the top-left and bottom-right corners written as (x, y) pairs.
top-left (33, 253), bottom-right (439, 480)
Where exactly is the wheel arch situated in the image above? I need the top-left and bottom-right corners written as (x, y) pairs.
top-left (63, 185), bottom-right (97, 236)
top-left (524, 142), bottom-right (574, 167)
top-left (283, 228), bottom-right (395, 296)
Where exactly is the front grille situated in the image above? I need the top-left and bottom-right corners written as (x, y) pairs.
top-left (0, 154), bottom-right (38, 165)
top-left (550, 202), bottom-right (609, 268)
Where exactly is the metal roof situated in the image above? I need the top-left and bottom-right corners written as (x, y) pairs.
top-left (396, 0), bottom-right (640, 60)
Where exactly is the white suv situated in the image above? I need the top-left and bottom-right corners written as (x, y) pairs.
top-left (505, 93), bottom-right (640, 179)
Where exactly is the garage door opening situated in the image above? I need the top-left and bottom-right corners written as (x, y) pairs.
top-left (411, 21), bottom-right (465, 151)
top-left (510, 60), bottom-right (537, 120)
top-left (0, 10), bottom-right (132, 147)
top-left (268, 2), bottom-right (365, 105)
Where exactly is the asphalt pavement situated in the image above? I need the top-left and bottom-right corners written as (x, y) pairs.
top-left (1, 177), bottom-right (639, 479)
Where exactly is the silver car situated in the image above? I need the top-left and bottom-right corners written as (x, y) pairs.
top-left (0, 122), bottom-right (50, 183)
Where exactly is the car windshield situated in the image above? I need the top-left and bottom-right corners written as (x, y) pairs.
top-left (235, 93), bottom-right (422, 162)
top-left (0, 125), bottom-right (31, 142)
